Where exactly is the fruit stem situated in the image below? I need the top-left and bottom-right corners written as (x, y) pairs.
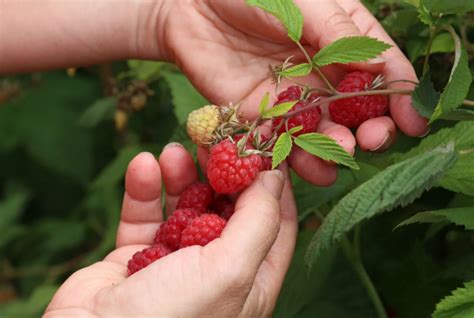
top-left (341, 236), bottom-right (388, 318)
top-left (463, 99), bottom-right (474, 107)
top-left (296, 41), bottom-right (337, 93)
top-left (280, 88), bottom-right (413, 120)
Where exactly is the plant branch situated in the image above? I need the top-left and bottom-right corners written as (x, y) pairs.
top-left (463, 99), bottom-right (474, 107)
top-left (296, 41), bottom-right (336, 93)
top-left (342, 236), bottom-right (387, 318)
top-left (423, 26), bottom-right (437, 77)
top-left (281, 88), bottom-right (413, 120)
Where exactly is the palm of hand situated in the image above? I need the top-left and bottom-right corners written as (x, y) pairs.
top-left (45, 147), bottom-right (296, 317)
top-left (161, 0), bottom-right (428, 186)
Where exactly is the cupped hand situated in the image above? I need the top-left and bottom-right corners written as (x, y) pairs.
top-left (44, 144), bottom-right (297, 317)
top-left (158, 0), bottom-right (429, 186)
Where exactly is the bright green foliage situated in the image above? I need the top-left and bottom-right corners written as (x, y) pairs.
top-left (396, 207), bottom-right (474, 230)
top-left (305, 145), bottom-right (458, 267)
top-left (258, 92), bottom-right (270, 115)
top-left (262, 100), bottom-right (298, 118)
top-left (278, 63), bottom-right (312, 78)
top-left (246, 0), bottom-right (303, 42)
top-left (272, 133), bottom-right (292, 169)
top-left (433, 281), bottom-right (474, 318)
top-left (312, 36), bottom-right (391, 66)
top-left (294, 133), bottom-right (359, 169)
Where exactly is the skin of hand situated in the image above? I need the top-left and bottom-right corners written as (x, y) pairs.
top-left (0, 0), bottom-right (428, 187)
top-left (44, 144), bottom-right (297, 317)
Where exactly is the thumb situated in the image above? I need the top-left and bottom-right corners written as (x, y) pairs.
top-left (207, 170), bottom-right (284, 280)
top-left (298, 0), bottom-right (385, 73)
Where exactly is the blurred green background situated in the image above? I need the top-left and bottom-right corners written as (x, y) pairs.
top-left (1, 1), bottom-right (474, 317)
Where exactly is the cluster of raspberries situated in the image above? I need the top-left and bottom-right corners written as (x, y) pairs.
top-left (127, 182), bottom-right (233, 276)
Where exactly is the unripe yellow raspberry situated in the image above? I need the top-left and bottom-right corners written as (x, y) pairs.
top-left (187, 105), bottom-right (221, 146)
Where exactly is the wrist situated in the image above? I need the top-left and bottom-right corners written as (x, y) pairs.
top-left (132, 0), bottom-right (172, 62)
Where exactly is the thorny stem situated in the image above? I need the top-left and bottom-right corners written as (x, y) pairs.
top-left (296, 41), bottom-right (337, 93)
top-left (342, 236), bottom-right (388, 318)
top-left (281, 88), bottom-right (413, 120)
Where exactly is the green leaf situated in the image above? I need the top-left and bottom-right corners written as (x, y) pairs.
top-left (258, 92), bottom-right (270, 115)
top-left (294, 133), bottom-right (359, 170)
top-left (279, 63), bottom-right (312, 78)
top-left (78, 97), bottom-right (116, 127)
top-left (430, 27), bottom-right (472, 122)
top-left (262, 100), bottom-right (298, 118)
top-left (412, 73), bottom-right (440, 118)
top-left (395, 207), bottom-right (474, 230)
top-left (162, 70), bottom-right (208, 124)
top-left (433, 281), bottom-right (474, 318)
top-left (442, 108), bottom-right (474, 121)
top-left (418, 0), bottom-right (434, 25)
top-left (272, 133), bottom-right (292, 169)
top-left (429, 0), bottom-right (474, 14)
top-left (0, 284), bottom-right (58, 318)
top-left (287, 125), bottom-right (303, 135)
top-left (246, 0), bottom-right (303, 42)
top-left (305, 144), bottom-right (458, 268)
top-left (312, 36), bottom-right (391, 67)
top-left (393, 121), bottom-right (474, 195)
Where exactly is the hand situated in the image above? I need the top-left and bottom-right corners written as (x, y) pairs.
top-left (44, 144), bottom-right (297, 317)
top-left (153, 0), bottom-right (429, 186)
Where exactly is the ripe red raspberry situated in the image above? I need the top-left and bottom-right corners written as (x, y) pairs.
top-left (127, 244), bottom-right (171, 276)
top-left (272, 86), bottom-right (321, 136)
top-left (180, 214), bottom-right (227, 248)
top-left (207, 139), bottom-right (263, 194)
top-left (176, 182), bottom-right (214, 212)
top-left (210, 196), bottom-right (235, 220)
top-left (154, 208), bottom-right (200, 250)
top-left (329, 71), bottom-right (389, 128)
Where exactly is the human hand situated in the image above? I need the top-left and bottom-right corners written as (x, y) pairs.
top-left (150, 0), bottom-right (428, 186)
top-left (44, 144), bottom-right (297, 317)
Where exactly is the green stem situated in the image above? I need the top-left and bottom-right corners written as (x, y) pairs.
top-left (342, 236), bottom-right (387, 318)
top-left (296, 41), bottom-right (337, 93)
top-left (423, 26), bottom-right (437, 77)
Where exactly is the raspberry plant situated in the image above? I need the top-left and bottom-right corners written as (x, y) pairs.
top-left (1, 0), bottom-right (474, 317)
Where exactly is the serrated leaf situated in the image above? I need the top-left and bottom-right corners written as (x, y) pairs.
top-left (246, 0), bottom-right (303, 42)
top-left (429, 0), bottom-right (474, 14)
top-left (442, 108), bottom-right (474, 121)
top-left (433, 281), bottom-right (474, 318)
top-left (305, 144), bottom-right (458, 268)
top-left (272, 133), bottom-right (292, 169)
top-left (259, 92), bottom-right (270, 115)
top-left (418, 1), bottom-right (434, 25)
top-left (312, 36), bottom-right (391, 67)
top-left (262, 100), bottom-right (298, 118)
top-left (162, 70), bottom-right (208, 124)
top-left (412, 73), bottom-right (439, 118)
top-left (393, 121), bottom-right (474, 195)
top-left (294, 133), bottom-right (359, 170)
top-left (78, 97), bottom-right (116, 127)
top-left (430, 28), bottom-right (472, 122)
top-left (279, 63), bottom-right (312, 78)
top-left (395, 207), bottom-right (474, 230)
top-left (288, 125), bottom-right (303, 135)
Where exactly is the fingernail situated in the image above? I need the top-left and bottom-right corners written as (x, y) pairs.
top-left (262, 170), bottom-right (284, 199)
top-left (370, 132), bottom-right (392, 152)
top-left (417, 127), bottom-right (430, 138)
top-left (163, 142), bottom-right (183, 150)
top-left (367, 57), bottom-right (386, 64)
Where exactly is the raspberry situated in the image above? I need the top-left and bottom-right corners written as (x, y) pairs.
top-left (207, 139), bottom-right (263, 194)
top-left (210, 196), bottom-right (235, 220)
top-left (176, 182), bottom-right (214, 212)
top-left (187, 105), bottom-right (221, 146)
top-left (272, 86), bottom-right (321, 136)
top-left (154, 208), bottom-right (200, 250)
top-left (127, 244), bottom-right (171, 276)
top-left (329, 71), bottom-right (389, 128)
top-left (180, 214), bottom-right (227, 248)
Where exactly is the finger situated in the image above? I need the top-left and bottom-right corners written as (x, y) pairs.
top-left (255, 163), bottom-right (297, 301)
top-left (356, 116), bottom-right (397, 152)
top-left (297, 0), bottom-right (384, 74)
top-left (337, 1), bottom-right (429, 137)
top-left (317, 116), bottom-right (356, 156)
top-left (205, 170), bottom-right (285, 282)
top-left (116, 152), bottom-right (163, 248)
top-left (159, 143), bottom-right (198, 214)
